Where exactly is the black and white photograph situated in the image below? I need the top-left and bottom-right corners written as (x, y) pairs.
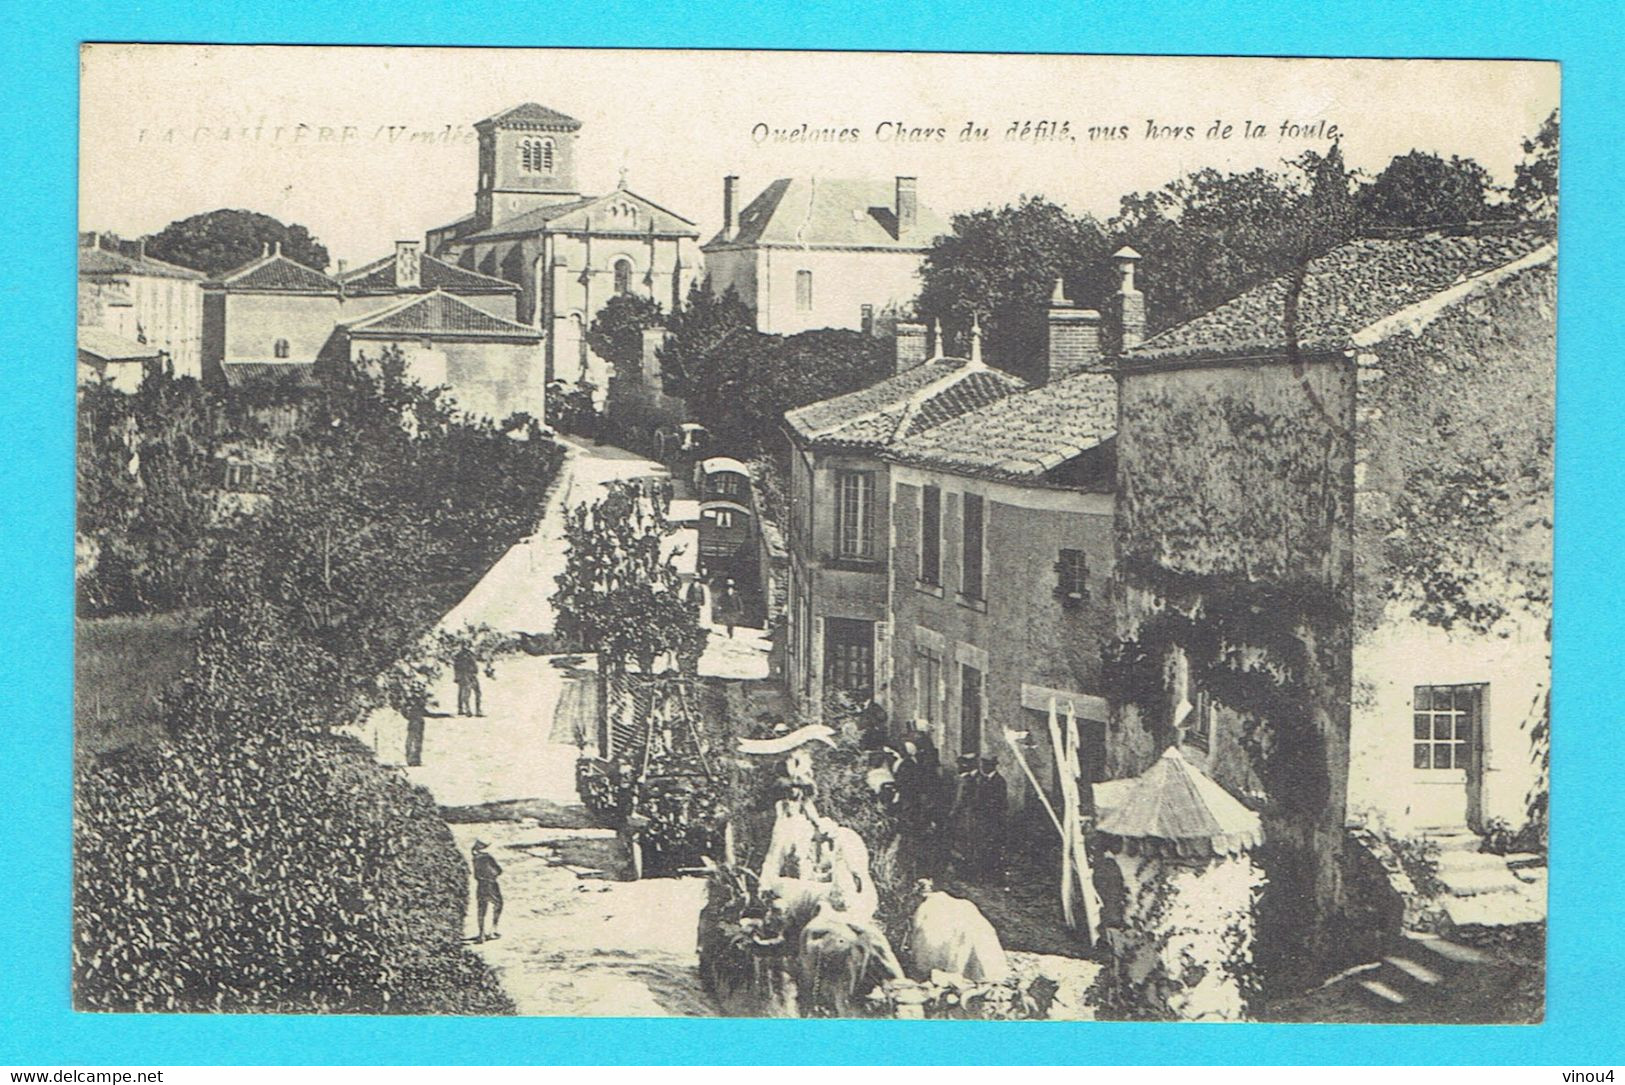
top-left (73, 46), bottom-right (1557, 1023)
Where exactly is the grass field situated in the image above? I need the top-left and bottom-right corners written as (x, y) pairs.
top-left (75, 610), bottom-right (200, 759)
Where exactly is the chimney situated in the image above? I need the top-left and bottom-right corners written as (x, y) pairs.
top-left (969, 313), bottom-right (983, 364)
top-left (1045, 278), bottom-right (1105, 383)
top-left (1112, 246), bottom-right (1146, 353)
top-left (895, 176), bottom-right (917, 235)
top-left (722, 175), bottom-right (739, 241)
top-left (395, 240), bottom-right (422, 289)
top-left (893, 319), bottom-right (928, 374)
top-left (336, 258), bottom-right (348, 277)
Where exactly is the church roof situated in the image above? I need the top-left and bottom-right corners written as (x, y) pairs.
top-left (478, 102), bottom-right (583, 131)
top-left (339, 290), bottom-right (542, 340)
top-left (704, 177), bottom-right (951, 252)
top-left (784, 356), bottom-right (1026, 451)
top-left (459, 189), bottom-right (699, 242)
top-left (209, 251), bottom-right (341, 294)
top-left (1095, 747), bottom-right (1263, 858)
top-left (220, 360), bottom-right (321, 388)
top-left (340, 251), bottom-right (520, 296)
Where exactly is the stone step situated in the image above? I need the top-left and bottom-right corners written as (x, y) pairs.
top-left (1404, 931), bottom-right (1492, 966)
top-left (1383, 955), bottom-right (1443, 987)
top-left (1434, 849), bottom-right (1514, 873)
top-left (1443, 888), bottom-right (1546, 929)
top-left (1436, 866), bottom-right (1522, 897)
top-left (1358, 978), bottom-right (1409, 1005)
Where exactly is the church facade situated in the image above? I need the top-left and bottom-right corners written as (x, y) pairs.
top-left (425, 102), bottom-right (702, 389)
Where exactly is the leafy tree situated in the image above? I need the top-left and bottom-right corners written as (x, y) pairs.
top-left (916, 196), bottom-right (1111, 379)
top-left (681, 328), bottom-right (893, 455)
top-left (656, 278), bottom-right (754, 401)
top-left (1357, 151), bottom-right (1508, 229)
top-left (551, 481), bottom-right (709, 676)
top-left (587, 293), bottom-right (664, 376)
top-left (143, 209), bottom-right (331, 276)
top-left (1511, 109), bottom-right (1559, 220)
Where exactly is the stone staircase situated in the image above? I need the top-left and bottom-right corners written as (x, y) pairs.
top-left (1424, 830), bottom-right (1546, 930)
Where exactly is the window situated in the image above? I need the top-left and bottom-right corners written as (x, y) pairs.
top-left (959, 663), bottom-right (983, 756)
top-left (796, 269), bottom-right (814, 312)
top-left (834, 470), bottom-right (876, 559)
top-left (914, 649), bottom-right (942, 733)
top-left (824, 618), bottom-right (875, 699)
top-left (1413, 684), bottom-right (1484, 770)
top-left (1182, 691), bottom-right (1214, 753)
top-left (520, 137), bottom-right (554, 174)
top-left (705, 509), bottom-right (736, 529)
top-left (273, 338), bottom-right (290, 359)
top-left (960, 493), bottom-right (985, 599)
top-left (861, 304), bottom-right (875, 334)
top-left (919, 485), bottom-right (942, 586)
top-left (1056, 548), bottom-right (1087, 604)
top-left (613, 258), bottom-right (633, 295)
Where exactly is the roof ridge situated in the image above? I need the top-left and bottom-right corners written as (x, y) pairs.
top-left (1349, 240), bottom-right (1556, 349)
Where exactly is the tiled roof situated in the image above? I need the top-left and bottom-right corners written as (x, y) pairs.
top-left (78, 326), bottom-right (162, 362)
top-left (784, 357), bottom-right (1026, 450)
top-left (886, 371), bottom-right (1117, 483)
top-left (211, 253), bottom-right (341, 294)
top-left (705, 178), bottom-right (952, 251)
top-left (340, 252), bottom-right (520, 295)
top-left (460, 189), bottom-right (698, 242)
top-left (1130, 224), bottom-right (1555, 363)
top-left (220, 360), bottom-right (320, 388)
top-left (478, 102), bottom-right (583, 131)
top-left (79, 246), bottom-right (205, 281)
top-left (340, 290), bottom-right (542, 340)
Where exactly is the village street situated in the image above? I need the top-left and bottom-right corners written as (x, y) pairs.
top-left (399, 434), bottom-right (766, 1016)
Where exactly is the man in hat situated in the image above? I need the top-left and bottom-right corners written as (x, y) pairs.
top-left (974, 755), bottom-right (1010, 875)
top-left (948, 753), bottom-right (981, 871)
top-left (471, 840), bottom-right (503, 942)
top-left (453, 645), bottom-right (483, 717)
top-left (715, 578), bottom-right (742, 638)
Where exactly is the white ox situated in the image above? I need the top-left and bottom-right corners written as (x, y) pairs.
top-left (907, 883), bottom-right (1010, 984)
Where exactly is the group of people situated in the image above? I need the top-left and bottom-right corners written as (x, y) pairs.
top-left (882, 730), bottom-right (1010, 881)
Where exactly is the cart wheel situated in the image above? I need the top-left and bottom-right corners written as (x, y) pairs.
top-left (629, 835), bottom-right (644, 881)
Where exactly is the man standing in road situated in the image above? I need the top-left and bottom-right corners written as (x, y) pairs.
top-left (716, 578), bottom-right (742, 638)
top-left (453, 645), bottom-right (483, 717)
top-left (472, 839), bottom-right (503, 943)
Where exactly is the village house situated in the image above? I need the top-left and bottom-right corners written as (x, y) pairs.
top-left (881, 281), bottom-right (1121, 818)
top-left (1110, 224), bottom-right (1554, 982)
top-left (325, 290), bottom-right (547, 423)
top-left (781, 321), bottom-right (1027, 716)
top-left (424, 103), bottom-right (702, 390)
top-left (702, 176), bottom-right (950, 335)
top-left (338, 241), bottom-right (522, 321)
top-left (76, 326), bottom-right (165, 394)
top-left (201, 242), bottom-right (345, 389)
top-left (78, 233), bottom-right (206, 380)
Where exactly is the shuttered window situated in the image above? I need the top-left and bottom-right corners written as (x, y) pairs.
top-left (961, 493), bottom-right (985, 599)
top-left (920, 485), bottom-right (942, 585)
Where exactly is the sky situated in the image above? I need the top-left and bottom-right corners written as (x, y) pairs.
top-left (79, 47), bottom-right (1559, 269)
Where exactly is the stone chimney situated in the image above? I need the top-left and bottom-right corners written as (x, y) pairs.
top-left (1045, 278), bottom-right (1104, 382)
top-left (336, 258), bottom-right (348, 277)
top-left (1111, 246), bottom-right (1146, 353)
top-left (722, 175), bottom-right (740, 241)
top-left (895, 176), bottom-right (918, 235)
top-left (395, 240), bottom-right (422, 289)
top-left (894, 319), bottom-right (928, 373)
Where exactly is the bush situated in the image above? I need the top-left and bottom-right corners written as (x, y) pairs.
top-left (74, 731), bottom-right (512, 1014)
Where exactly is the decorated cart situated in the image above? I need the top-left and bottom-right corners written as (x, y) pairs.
top-left (574, 671), bottom-right (729, 879)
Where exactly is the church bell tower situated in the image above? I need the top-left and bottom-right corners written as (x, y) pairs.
top-left (474, 102), bottom-right (584, 229)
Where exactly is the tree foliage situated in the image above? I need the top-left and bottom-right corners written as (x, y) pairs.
top-left (587, 293), bottom-right (664, 375)
top-left (143, 208), bottom-right (331, 276)
top-left (551, 480), bottom-right (709, 676)
top-left (655, 278), bottom-right (755, 401)
top-left (1356, 151), bottom-right (1509, 230)
top-left (1511, 109), bottom-right (1560, 220)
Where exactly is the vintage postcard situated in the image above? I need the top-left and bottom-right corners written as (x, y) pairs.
top-left (74, 46), bottom-right (1556, 1022)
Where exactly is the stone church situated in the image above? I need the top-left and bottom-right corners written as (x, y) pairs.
top-left (425, 102), bottom-right (702, 389)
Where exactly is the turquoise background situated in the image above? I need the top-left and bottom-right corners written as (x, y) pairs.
top-left (3, 0), bottom-right (1620, 1065)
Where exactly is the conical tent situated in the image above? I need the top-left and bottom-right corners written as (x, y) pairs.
top-left (1096, 746), bottom-right (1263, 858)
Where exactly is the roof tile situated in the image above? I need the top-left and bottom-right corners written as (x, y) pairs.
top-left (706, 178), bottom-right (951, 251)
top-left (341, 291), bottom-right (542, 339)
top-left (341, 251), bottom-right (519, 295)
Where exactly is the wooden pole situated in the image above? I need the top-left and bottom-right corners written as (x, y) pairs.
top-left (1046, 698), bottom-right (1077, 930)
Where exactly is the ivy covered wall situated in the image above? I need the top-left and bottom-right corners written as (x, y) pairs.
top-left (1110, 354), bottom-right (1356, 990)
top-left (1349, 254), bottom-right (1555, 833)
